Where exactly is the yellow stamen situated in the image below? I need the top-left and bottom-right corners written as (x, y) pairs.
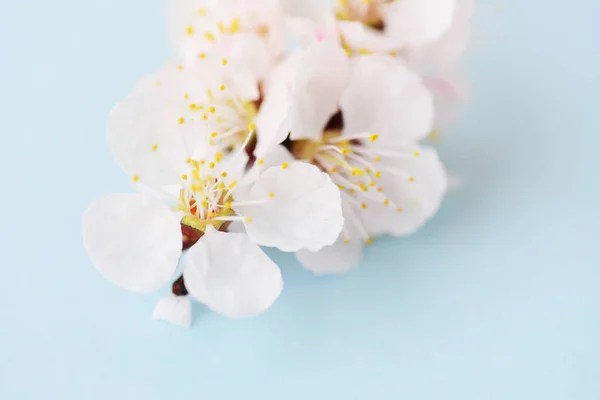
top-left (178, 117), bottom-right (185, 124)
top-left (268, 192), bottom-right (275, 199)
top-left (132, 175), bottom-right (140, 183)
top-left (282, 162), bottom-right (289, 169)
top-left (151, 144), bottom-right (158, 152)
top-left (181, 174), bottom-right (188, 180)
top-left (185, 26), bottom-right (194, 36)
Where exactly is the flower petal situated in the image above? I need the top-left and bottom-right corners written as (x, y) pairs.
top-left (383, 0), bottom-right (456, 48)
top-left (279, 0), bottom-right (335, 25)
top-left (152, 295), bottom-right (192, 328)
top-left (361, 145), bottom-right (447, 236)
top-left (82, 193), bottom-right (182, 293)
top-left (406, 0), bottom-right (473, 72)
top-left (254, 83), bottom-right (292, 158)
top-left (288, 41), bottom-right (352, 141)
top-left (296, 233), bottom-right (362, 275)
top-left (340, 55), bottom-right (434, 145)
top-left (183, 226), bottom-right (283, 318)
top-left (237, 162), bottom-right (344, 252)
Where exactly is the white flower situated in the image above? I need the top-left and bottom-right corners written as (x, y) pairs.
top-left (168, 0), bottom-right (286, 80)
top-left (260, 41), bottom-right (447, 274)
top-left (83, 63), bottom-right (344, 326)
top-left (281, 0), bottom-right (458, 57)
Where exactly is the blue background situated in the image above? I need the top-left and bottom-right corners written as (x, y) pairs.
top-left (1, 1), bottom-right (599, 399)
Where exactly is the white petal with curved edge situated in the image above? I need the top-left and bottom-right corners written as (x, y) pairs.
top-left (383, 0), bottom-right (456, 48)
top-left (237, 162), bottom-right (344, 252)
top-left (296, 232), bottom-right (363, 275)
top-left (152, 295), bottom-right (192, 328)
top-left (82, 193), bottom-right (183, 293)
top-left (243, 144), bottom-right (295, 184)
top-left (407, 0), bottom-right (473, 72)
top-left (340, 55), bottom-right (434, 146)
top-left (254, 83), bottom-right (292, 158)
top-left (360, 145), bottom-right (447, 236)
top-left (289, 41), bottom-right (351, 141)
top-left (183, 226), bottom-right (283, 318)
top-left (107, 77), bottom-right (189, 190)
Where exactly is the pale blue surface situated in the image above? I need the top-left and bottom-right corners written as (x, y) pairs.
top-left (1, 1), bottom-right (599, 399)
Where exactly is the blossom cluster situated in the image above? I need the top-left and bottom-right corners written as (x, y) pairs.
top-left (83, 0), bottom-right (472, 327)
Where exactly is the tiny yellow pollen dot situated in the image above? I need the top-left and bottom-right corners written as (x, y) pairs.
top-left (337, 184), bottom-right (344, 190)
top-left (374, 171), bottom-right (382, 178)
top-left (181, 174), bottom-right (188, 180)
top-left (183, 93), bottom-right (189, 100)
top-left (374, 156), bottom-right (381, 163)
top-left (414, 151), bottom-right (420, 157)
top-left (397, 207), bottom-right (404, 213)
top-left (341, 148), bottom-right (352, 155)
top-left (208, 211), bottom-right (216, 218)
top-left (209, 106), bottom-right (216, 113)
top-left (366, 168), bottom-right (372, 174)
top-left (268, 192), bottom-right (275, 199)
top-left (220, 171), bottom-right (227, 177)
top-left (209, 162), bottom-right (215, 169)
top-left (225, 202), bottom-right (232, 209)
top-left (343, 238), bottom-right (350, 244)
top-left (132, 175), bottom-right (140, 183)
top-left (215, 152), bottom-right (223, 163)
top-left (216, 117), bottom-right (224, 124)
top-left (177, 65), bottom-right (183, 71)
top-left (204, 32), bottom-right (215, 42)
top-left (217, 21), bottom-right (226, 34)
top-left (199, 160), bottom-right (205, 165)
top-left (247, 122), bottom-right (256, 131)
top-left (365, 238), bottom-right (373, 245)
top-left (349, 188), bottom-right (356, 194)
top-left (358, 48), bottom-right (373, 55)
top-left (384, 199), bottom-right (390, 206)
top-left (154, 81), bottom-right (161, 87)
top-left (185, 26), bottom-right (194, 36)
top-left (178, 117), bottom-right (185, 124)
top-left (198, 53), bottom-right (207, 59)
top-left (151, 144), bottom-right (158, 152)
top-left (330, 167), bottom-right (338, 173)
top-left (219, 84), bottom-right (225, 91)
top-left (245, 216), bottom-right (253, 223)
top-left (222, 58), bottom-right (228, 65)
top-left (409, 177), bottom-right (415, 183)
top-left (189, 103), bottom-right (197, 110)
top-left (202, 114), bottom-right (208, 120)
top-left (369, 133), bottom-right (379, 142)
top-left (197, 7), bottom-right (207, 16)
top-left (361, 203), bottom-right (368, 209)
top-left (388, 51), bottom-right (398, 57)
top-left (377, 187), bottom-right (384, 192)
top-left (282, 162), bottom-right (289, 169)
top-left (201, 199), bottom-right (208, 208)
top-left (186, 158), bottom-right (192, 164)
top-left (257, 159), bottom-right (264, 166)
top-left (211, 131), bottom-right (218, 138)
top-left (369, 181), bottom-right (376, 187)
top-left (228, 180), bottom-right (237, 189)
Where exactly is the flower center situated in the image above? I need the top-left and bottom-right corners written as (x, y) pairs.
top-left (335, 0), bottom-right (390, 30)
top-left (177, 156), bottom-right (238, 234)
top-left (289, 114), bottom-right (420, 245)
top-left (179, 77), bottom-right (259, 154)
